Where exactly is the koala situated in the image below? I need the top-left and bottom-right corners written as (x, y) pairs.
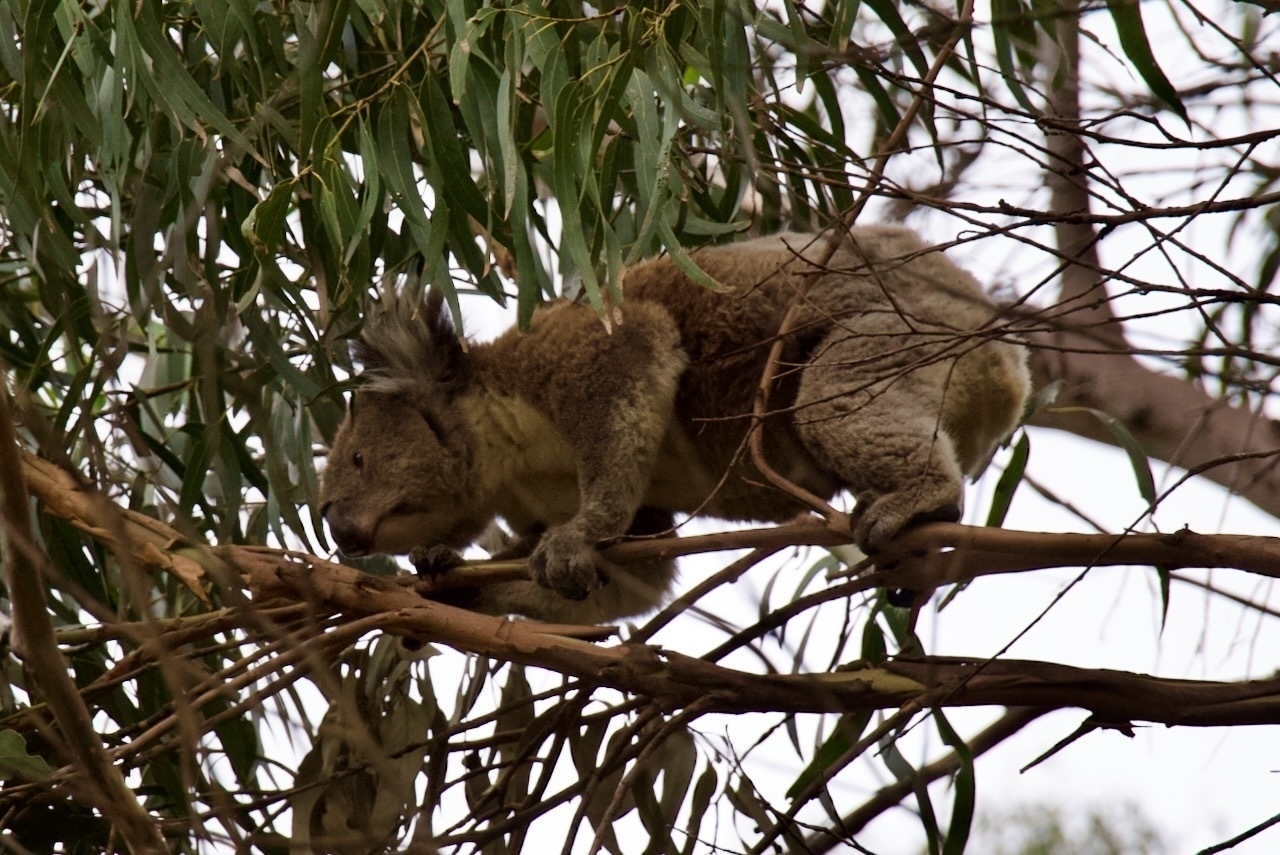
top-left (319, 226), bottom-right (1030, 623)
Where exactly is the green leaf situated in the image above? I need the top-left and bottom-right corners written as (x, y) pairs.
top-left (1104, 0), bottom-right (1187, 121)
top-left (935, 709), bottom-right (975, 855)
top-left (862, 0), bottom-right (930, 78)
top-left (883, 734), bottom-right (942, 855)
top-left (497, 67), bottom-right (519, 218)
top-left (786, 710), bottom-right (872, 799)
top-left (992, 0), bottom-right (1041, 115)
top-left (861, 609), bottom-right (888, 665)
top-left (0, 730), bottom-right (52, 782)
top-left (854, 65), bottom-right (901, 130)
top-left (985, 431), bottom-right (1029, 528)
top-left (780, 0), bottom-right (810, 93)
top-left (827, 0), bottom-right (862, 52)
top-left (1053, 406), bottom-right (1156, 504)
top-left (1157, 565), bottom-right (1172, 634)
top-left (421, 71), bottom-right (494, 230)
top-left (376, 88), bottom-right (450, 294)
top-left (349, 121), bottom-right (386, 266)
top-left (683, 766), bottom-right (719, 855)
top-left (242, 180), bottom-right (295, 259)
top-left (551, 79), bottom-right (603, 308)
top-left (126, 1), bottom-right (253, 150)
top-left (656, 728), bottom-right (697, 822)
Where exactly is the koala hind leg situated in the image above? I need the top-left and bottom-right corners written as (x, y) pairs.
top-left (794, 330), bottom-right (965, 552)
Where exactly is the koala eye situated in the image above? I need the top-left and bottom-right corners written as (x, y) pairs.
top-left (352, 450), bottom-right (364, 469)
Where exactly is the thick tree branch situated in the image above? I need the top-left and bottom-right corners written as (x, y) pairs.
top-left (20, 446), bottom-right (1280, 607)
top-left (17, 448), bottom-right (1280, 732)
top-left (1043, 0), bottom-right (1116, 332)
top-left (870, 521), bottom-right (1280, 591)
top-left (1016, 0), bottom-right (1280, 526)
top-left (227, 551), bottom-right (1280, 726)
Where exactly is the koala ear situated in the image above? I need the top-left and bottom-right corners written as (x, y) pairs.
top-left (354, 289), bottom-right (472, 398)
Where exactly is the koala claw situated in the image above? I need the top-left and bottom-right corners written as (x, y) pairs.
top-left (530, 528), bottom-right (605, 601)
top-left (410, 544), bottom-right (465, 578)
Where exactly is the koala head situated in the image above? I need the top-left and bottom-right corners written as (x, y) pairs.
top-left (319, 293), bottom-right (485, 557)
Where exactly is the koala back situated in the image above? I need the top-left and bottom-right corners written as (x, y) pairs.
top-left (622, 226), bottom-right (1029, 521)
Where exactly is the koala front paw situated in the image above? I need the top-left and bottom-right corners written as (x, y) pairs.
top-left (529, 528), bottom-right (605, 601)
top-left (854, 494), bottom-right (961, 553)
top-left (410, 544), bottom-right (465, 578)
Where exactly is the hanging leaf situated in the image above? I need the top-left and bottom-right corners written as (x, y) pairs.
top-left (1104, 0), bottom-right (1188, 121)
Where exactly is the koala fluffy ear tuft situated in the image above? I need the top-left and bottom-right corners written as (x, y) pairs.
top-left (353, 289), bottom-right (472, 397)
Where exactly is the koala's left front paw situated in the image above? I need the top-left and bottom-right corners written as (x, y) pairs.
top-left (854, 493), bottom-right (961, 553)
top-left (529, 527), bottom-right (605, 601)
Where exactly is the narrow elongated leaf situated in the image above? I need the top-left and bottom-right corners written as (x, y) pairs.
top-left (992, 0), bottom-right (1041, 115)
top-left (128, 1), bottom-right (253, 150)
top-left (1053, 406), bottom-right (1157, 504)
top-left (682, 766), bottom-right (718, 855)
top-left (935, 709), bottom-right (975, 855)
top-left (1104, 0), bottom-right (1187, 121)
top-left (986, 431), bottom-right (1030, 528)
top-left (1157, 565), bottom-right (1172, 633)
top-left (862, 0), bottom-right (930, 78)
top-left (786, 710), bottom-right (873, 799)
top-left (883, 736), bottom-right (942, 855)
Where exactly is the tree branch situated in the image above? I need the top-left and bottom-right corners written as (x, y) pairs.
top-left (1016, 0), bottom-right (1280, 527)
top-left (17, 448), bottom-right (1280, 732)
top-left (237, 553), bottom-right (1280, 727)
top-left (0, 382), bottom-right (167, 853)
top-left (1043, 0), bottom-right (1116, 331)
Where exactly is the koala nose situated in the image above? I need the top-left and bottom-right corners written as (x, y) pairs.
top-left (324, 504), bottom-right (372, 557)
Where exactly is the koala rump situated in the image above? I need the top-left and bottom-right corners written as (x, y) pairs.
top-left (319, 227), bottom-right (1030, 623)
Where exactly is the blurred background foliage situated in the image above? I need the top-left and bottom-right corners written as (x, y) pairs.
top-left (0, 0), bottom-right (1278, 851)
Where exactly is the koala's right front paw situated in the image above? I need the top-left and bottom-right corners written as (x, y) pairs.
top-left (410, 544), bottom-right (465, 578)
top-left (529, 528), bottom-right (605, 601)
top-left (854, 492), bottom-right (961, 553)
